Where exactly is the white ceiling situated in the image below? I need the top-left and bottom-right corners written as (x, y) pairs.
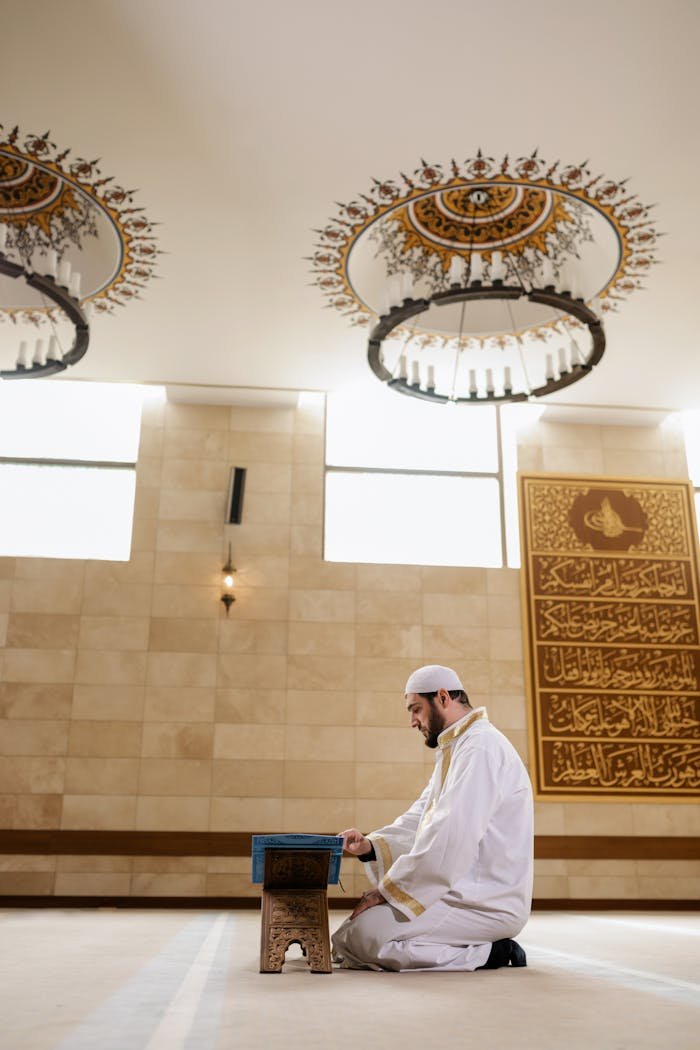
top-left (2, 0), bottom-right (699, 410)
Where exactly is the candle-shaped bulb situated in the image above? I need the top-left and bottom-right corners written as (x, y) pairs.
top-left (504, 366), bottom-right (512, 392)
top-left (469, 368), bottom-right (478, 395)
top-left (540, 257), bottom-right (555, 288)
top-left (16, 340), bottom-right (29, 368)
top-left (485, 368), bottom-right (494, 393)
top-left (545, 353), bottom-right (554, 380)
top-left (469, 252), bottom-right (484, 283)
top-left (401, 271), bottom-right (414, 302)
top-left (427, 364), bottom-right (436, 390)
top-left (448, 254), bottom-right (462, 286)
top-left (558, 347), bottom-right (568, 374)
top-left (33, 339), bottom-right (45, 366)
top-left (69, 271), bottom-right (82, 299)
top-left (411, 360), bottom-right (420, 387)
top-left (47, 336), bottom-right (59, 362)
top-left (44, 249), bottom-right (58, 278)
top-left (491, 251), bottom-right (505, 282)
top-left (389, 276), bottom-right (402, 309)
top-left (399, 353), bottom-right (408, 380)
top-left (223, 572), bottom-right (234, 589)
top-left (57, 259), bottom-right (71, 287)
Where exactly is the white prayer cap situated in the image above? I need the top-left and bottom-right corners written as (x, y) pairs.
top-left (405, 664), bottom-right (464, 695)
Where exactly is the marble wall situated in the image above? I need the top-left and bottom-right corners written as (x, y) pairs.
top-left (0, 398), bottom-right (698, 900)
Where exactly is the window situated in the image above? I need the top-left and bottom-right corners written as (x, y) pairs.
top-left (325, 390), bottom-right (508, 567)
top-left (680, 411), bottom-right (700, 535)
top-left (0, 381), bottom-right (152, 560)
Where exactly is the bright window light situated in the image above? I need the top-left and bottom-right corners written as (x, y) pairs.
top-left (0, 463), bottom-right (136, 560)
top-left (325, 472), bottom-right (502, 567)
top-left (326, 390), bottom-right (497, 472)
top-left (0, 381), bottom-right (143, 462)
top-left (681, 411), bottom-right (700, 484)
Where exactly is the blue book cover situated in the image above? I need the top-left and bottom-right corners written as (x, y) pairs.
top-left (251, 834), bottom-right (344, 884)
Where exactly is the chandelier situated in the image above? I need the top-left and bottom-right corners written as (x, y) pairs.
top-left (0, 124), bottom-right (160, 379)
top-left (312, 151), bottom-right (659, 405)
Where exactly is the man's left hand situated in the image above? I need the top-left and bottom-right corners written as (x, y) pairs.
top-left (349, 888), bottom-right (386, 920)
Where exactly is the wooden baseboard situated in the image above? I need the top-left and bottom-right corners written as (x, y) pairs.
top-left (0, 896), bottom-right (698, 911)
top-left (0, 830), bottom-right (698, 860)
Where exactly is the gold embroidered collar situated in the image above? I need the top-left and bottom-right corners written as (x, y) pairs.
top-left (437, 707), bottom-right (488, 750)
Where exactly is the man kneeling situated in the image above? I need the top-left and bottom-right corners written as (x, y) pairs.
top-left (333, 665), bottom-right (533, 972)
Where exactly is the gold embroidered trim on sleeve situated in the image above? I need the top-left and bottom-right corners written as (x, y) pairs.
top-left (381, 876), bottom-right (426, 917)
top-left (371, 833), bottom-right (393, 876)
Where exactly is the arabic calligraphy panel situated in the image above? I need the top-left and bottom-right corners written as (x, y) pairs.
top-left (520, 474), bottom-right (700, 799)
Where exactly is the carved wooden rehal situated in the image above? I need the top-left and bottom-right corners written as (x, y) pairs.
top-left (260, 849), bottom-right (333, 973)
top-left (519, 474), bottom-right (700, 800)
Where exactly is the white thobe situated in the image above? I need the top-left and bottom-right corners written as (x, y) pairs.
top-left (332, 708), bottom-right (534, 971)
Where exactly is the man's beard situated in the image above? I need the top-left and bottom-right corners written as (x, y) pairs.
top-left (423, 701), bottom-right (446, 749)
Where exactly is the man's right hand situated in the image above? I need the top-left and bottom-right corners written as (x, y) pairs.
top-left (339, 828), bottom-right (372, 856)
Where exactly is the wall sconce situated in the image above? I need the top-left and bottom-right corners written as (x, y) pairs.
top-left (221, 542), bottom-right (236, 615)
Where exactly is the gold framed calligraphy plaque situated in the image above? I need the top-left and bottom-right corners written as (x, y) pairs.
top-left (519, 473), bottom-right (700, 800)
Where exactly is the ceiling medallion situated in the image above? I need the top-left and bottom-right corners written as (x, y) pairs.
top-left (311, 151), bottom-right (660, 404)
top-left (0, 124), bottom-right (160, 378)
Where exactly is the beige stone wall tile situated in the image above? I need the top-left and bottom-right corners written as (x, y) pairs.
top-left (232, 557), bottom-right (290, 591)
top-left (78, 616), bottom-right (150, 651)
top-left (487, 694), bottom-right (527, 731)
top-left (135, 796), bottom-right (210, 830)
top-left (289, 589), bottom-right (354, 623)
top-left (138, 425), bottom-right (163, 458)
top-left (541, 448), bottom-right (605, 473)
top-left (533, 875), bottom-right (568, 897)
top-left (57, 855), bottom-right (132, 873)
top-left (355, 799), bottom-right (415, 831)
top-left (486, 568), bottom-right (520, 596)
top-left (354, 657), bottom-right (420, 692)
top-left (291, 462), bottom-right (323, 493)
top-left (14, 559), bottom-right (85, 582)
top-left (290, 526), bottom-right (322, 557)
top-left (205, 857), bottom-right (250, 874)
top-left (148, 618), bottom-right (217, 653)
top-left (422, 625), bottom-right (489, 660)
top-left (210, 796), bottom-right (283, 831)
top-left (637, 876), bottom-right (700, 898)
top-left (65, 757), bottom-right (140, 795)
top-left (287, 654), bottom-right (354, 691)
top-left (139, 758), bottom-right (211, 796)
top-left (286, 691), bottom-right (354, 726)
top-left (214, 724), bottom-right (285, 761)
top-left (6, 613), bottom-right (79, 649)
top-left (72, 685), bottom-right (145, 721)
top-left (568, 875), bottom-right (639, 898)
top-left (75, 650), bottom-right (147, 686)
top-left (228, 588), bottom-right (289, 622)
top-left (0, 612), bottom-right (7, 646)
top-left (288, 557), bottom-right (355, 591)
top-left (288, 622), bottom-right (355, 657)
top-left (131, 856), bottom-right (208, 873)
top-left (217, 653), bottom-right (287, 690)
top-left (599, 425), bottom-right (664, 451)
top-left (215, 689), bottom-right (284, 725)
top-left (487, 596), bottom-right (521, 628)
top-left (161, 429), bottom-right (229, 460)
top-left (664, 452), bottom-right (690, 476)
top-left (81, 582), bottom-right (152, 617)
top-left (158, 459), bottom-right (227, 491)
top-left (130, 518), bottom-right (158, 552)
top-left (422, 593), bottom-right (488, 627)
top-left (355, 692), bottom-right (407, 728)
top-left (84, 555), bottom-right (156, 587)
top-left (356, 591), bottom-right (421, 625)
top-left (154, 552), bottom-right (221, 586)
top-left (218, 620), bottom-right (287, 654)
top-left (61, 794), bottom-right (136, 829)
top-left (0, 580), bottom-right (11, 613)
top-left (54, 872), bottom-right (132, 895)
top-left (635, 859), bottom-right (700, 878)
top-left (147, 652), bottom-right (217, 688)
top-left (131, 872), bottom-right (207, 896)
top-left (355, 762), bottom-right (427, 799)
top-left (563, 803), bottom-right (637, 835)
top-left (294, 399), bottom-right (325, 435)
top-left (601, 450), bottom-right (668, 477)
top-left (206, 873), bottom-right (257, 896)
top-left (230, 407), bottom-right (295, 433)
top-left (14, 794), bottom-right (62, 828)
top-left (145, 687), bottom-right (215, 722)
top-left (156, 521), bottom-right (224, 555)
top-left (490, 661), bottom-right (524, 694)
top-left (241, 492), bottom-right (292, 525)
top-left (487, 628), bottom-right (522, 661)
top-left (165, 402), bottom-right (230, 431)
top-left (290, 490), bottom-right (322, 526)
top-left (631, 803), bottom-right (700, 836)
top-left (0, 557), bottom-right (16, 579)
top-left (0, 872), bottom-right (55, 894)
top-left (141, 723), bottom-right (213, 759)
top-left (68, 721), bottom-right (142, 758)
top-left (283, 798), bottom-right (354, 832)
top-left (228, 432), bottom-right (293, 463)
top-left (534, 859), bottom-right (568, 876)
top-left (225, 524), bottom-right (290, 557)
top-left (0, 682), bottom-right (73, 720)
top-left (243, 463), bottom-right (293, 495)
top-left (355, 727), bottom-right (419, 764)
top-left (537, 422), bottom-right (603, 450)
top-left (11, 578), bottom-right (83, 614)
top-left (3, 649), bottom-right (76, 683)
top-left (291, 430), bottom-right (323, 462)
top-left (212, 759), bottom-right (284, 797)
top-left (284, 761), bottom-right (354, 798)
top-left (354, 623), bottom-right (422, 659)
top-left (0, 795), bottom-right (15, 823)
top-left (419, 567), bottom-right (487, 594)
top-left (151, 585), bottom-right (219, 619)
top-left (0, 854), bottom-right (56, 872)
top-left (285, 725), bottom-right (354, 762)
top-left (0, 720), bottom-right (69, 756)
top-left (158, 489), bottom-right (227, 522)
top-left (136, 458), bottom-right (163, 488)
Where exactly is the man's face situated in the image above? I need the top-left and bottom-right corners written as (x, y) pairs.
top-left (406, 692), bottom-right (446, 749)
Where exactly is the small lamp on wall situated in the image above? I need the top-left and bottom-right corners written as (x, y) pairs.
top-left (221, 542), bottom-right (236, 615)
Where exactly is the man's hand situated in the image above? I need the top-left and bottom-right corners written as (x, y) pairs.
top-left (349, 888), bottom-right (386, 920)
top-left (339, 827), bottom-right (372, 857)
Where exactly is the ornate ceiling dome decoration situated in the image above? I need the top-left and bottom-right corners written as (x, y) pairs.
top-left (0, 124), bottom-right (160, 377)
top-left (311, 151), bottom-right (660, 404)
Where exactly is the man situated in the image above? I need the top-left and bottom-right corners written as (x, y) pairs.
top-left (332, 664), bottom-right (533, 971)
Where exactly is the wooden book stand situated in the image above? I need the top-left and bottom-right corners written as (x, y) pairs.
top-left (260, 848), bottom-right (333, 974)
